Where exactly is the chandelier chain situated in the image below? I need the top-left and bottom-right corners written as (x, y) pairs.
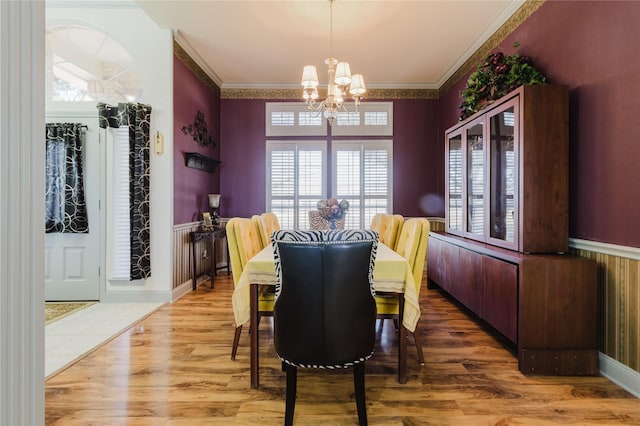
top-left (329, 0), bottom-right (334, 55)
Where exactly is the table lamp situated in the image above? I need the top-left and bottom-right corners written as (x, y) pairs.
top-left (208, 194), bottom-right (221, 225)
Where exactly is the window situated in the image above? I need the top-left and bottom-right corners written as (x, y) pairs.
top-left (265, 103), bottom-right (327, 137)
top-left (331, 102), bottom-right (393, 136)
top-left (46, 24), bottom-right (141, 105)
top-left (333, 141), bottom-right (393, 229)
top-left (108, 127), bottom-right (131, 280)
top-left (266, 102), bottom-right (393, 230)
top-left (266, 141), bottom-right (327, 229)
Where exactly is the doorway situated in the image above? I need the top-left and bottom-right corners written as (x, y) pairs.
top-left (45, 112), bottom-right (104, 301)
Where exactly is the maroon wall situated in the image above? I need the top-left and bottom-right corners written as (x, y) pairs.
top-left (173, 56), bottom-right (221, 224)
top-left (219, 98), bottom-right (441, 219)
top-left (439, 1), bottom-right (640, 248)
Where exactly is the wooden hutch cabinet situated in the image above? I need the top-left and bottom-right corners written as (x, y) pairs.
top-left (429, 85), bottom-right (599, 375)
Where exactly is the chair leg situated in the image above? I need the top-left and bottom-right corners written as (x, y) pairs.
top-left (353, 362), bottom-right (368, 426)
top-left (231, 325), bottom-right (242, 360)
top-left (284, 363), bottom-right (297, 426)
top-left (412, 325), bottom-right (425, 365)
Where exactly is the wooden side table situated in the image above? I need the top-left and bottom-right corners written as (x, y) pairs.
top-left (190, 227), bottom-right (229, 290)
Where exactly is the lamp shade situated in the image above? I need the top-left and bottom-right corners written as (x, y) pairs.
top-left (334, 62), bottom-right (352, 86)
top-left (208, 194), bottom-right (221, 208)
top-left (301, 65), bottom-right (319, 87)
top-left (349, 74), bottom-right (366, 96)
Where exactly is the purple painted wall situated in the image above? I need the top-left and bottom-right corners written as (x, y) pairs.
top-left (219, 99), bottom-right (268, 218)
top-left (219, 98), bottom-right (441, 219)
top-left (439, 1), bottom-right (640, 248)
top-left (173, 56), bottom-right (221, 225)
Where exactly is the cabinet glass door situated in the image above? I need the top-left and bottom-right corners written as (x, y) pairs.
top-left (446, 133), bottom-right (463, 233)
top-left (466, 122), bottom-right (485, 236)
top-left (489, 103), bottom-right (517, 245)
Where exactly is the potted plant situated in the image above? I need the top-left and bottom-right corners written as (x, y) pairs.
top-left (459, 42), bottom-right (547, 121)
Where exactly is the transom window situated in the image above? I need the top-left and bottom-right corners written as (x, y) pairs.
top-left (46, 24), bottom-right (141, 105)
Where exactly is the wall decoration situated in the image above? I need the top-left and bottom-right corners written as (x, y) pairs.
top-left (184, 152), bottom-right (221, 174)
top-left (182, 110), bottom-right (215, 148)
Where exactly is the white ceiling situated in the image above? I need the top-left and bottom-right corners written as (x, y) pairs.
top-left (137, 0), bottom-right (525, 90)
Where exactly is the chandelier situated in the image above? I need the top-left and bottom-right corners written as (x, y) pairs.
top-left (301, 0), bottom-right (366, 125)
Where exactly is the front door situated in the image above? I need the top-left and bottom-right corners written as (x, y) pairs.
top-left (45, 114), bottom-right (103, 301)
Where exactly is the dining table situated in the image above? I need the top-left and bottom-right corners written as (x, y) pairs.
top-left (231, 241), bottom-right (420, 388)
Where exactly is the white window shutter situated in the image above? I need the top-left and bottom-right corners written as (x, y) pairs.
top-left (111, 127), bottom-right (130, 280)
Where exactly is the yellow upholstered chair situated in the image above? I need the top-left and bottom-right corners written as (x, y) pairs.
top-left (369, 213), bottom-right (404, 248)
top-left (252, 212), bottom-right (281, 247)
top-left (375, 217), bottom-right (430, 364)
top-left (227, 217), bottom-right (274, 360)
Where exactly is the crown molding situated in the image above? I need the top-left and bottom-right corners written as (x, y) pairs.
top-left (439, 0), bottom-right (545, 95)
top-left (173, 30), bottom-right (223, 89)
top-left (173, 39), bottom-right (220, 94)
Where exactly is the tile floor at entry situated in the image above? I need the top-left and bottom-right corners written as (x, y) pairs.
top-left (45, 302), bottom-right (164, 379)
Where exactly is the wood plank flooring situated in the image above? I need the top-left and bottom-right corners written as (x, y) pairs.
top-left (45, 273), bottom-right (639, 425)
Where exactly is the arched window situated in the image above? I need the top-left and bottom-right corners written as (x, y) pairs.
top-left (45, 24), bottom-right (141, 104)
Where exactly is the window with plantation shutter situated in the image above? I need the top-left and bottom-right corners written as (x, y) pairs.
top-left (333, 140), bottom-right (393, 229)
top-left (266, 141), bottom-right (327, 229)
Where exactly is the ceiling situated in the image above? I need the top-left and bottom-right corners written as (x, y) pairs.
top-left (137, 0), bottom-right (525, 90)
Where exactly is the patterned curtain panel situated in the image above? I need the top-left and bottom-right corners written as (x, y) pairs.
top-left (97, 102), bottom-right (152, 280)
top-left (45, 123), bottom-right (89, 233)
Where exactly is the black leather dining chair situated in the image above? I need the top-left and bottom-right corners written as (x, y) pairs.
top-left (271, 229), bottom-right (379, 426)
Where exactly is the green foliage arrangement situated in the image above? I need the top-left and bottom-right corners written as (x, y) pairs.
top-left (459, 42), bottom-right (547, 121)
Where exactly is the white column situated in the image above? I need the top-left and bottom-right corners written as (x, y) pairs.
top-left (0, 1), bottom-right (46, 424)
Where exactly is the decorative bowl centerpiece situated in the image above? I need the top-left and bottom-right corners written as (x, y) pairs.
top-left (317, 198), bottom-right (349, 229)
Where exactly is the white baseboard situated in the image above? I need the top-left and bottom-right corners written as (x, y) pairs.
top-left (600, 352), bottom-right (640, 398)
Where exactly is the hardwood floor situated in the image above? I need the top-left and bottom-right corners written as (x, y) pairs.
top-left (45, 273), bottom-right (639, 425)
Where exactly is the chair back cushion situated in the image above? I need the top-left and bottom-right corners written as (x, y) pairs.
top-left (369, 213), bottom-right (403, 248)
top-left (235, 217), bottom-right (263, 267)
top-left (272, 230), bottom-right (378, 368)
top-left (226, 217), bottom-right (263, 285)
top-left (394, 218), bottom-right (430, 292)
top-left (251, 215), bottom-right (268, 249)
top-left (226, 218), bottom-right (243, 285)
top-left (253, 212), bottom-right (281, 247)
